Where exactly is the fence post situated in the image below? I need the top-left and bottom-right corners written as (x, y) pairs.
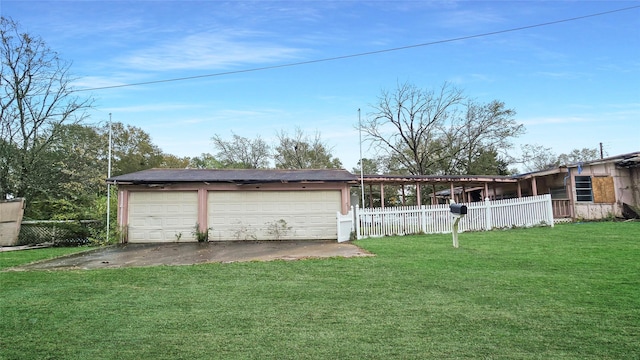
top-left (336, 211), bottom-right (342, 242)
top-left (355, 205), bottom-right (361, 240)
top-left (420, 205), bottom-right (427, 234)
top-left (484, 197), bottom-right (492, 230)
top-left (545, 194), bottom-right (555, 227)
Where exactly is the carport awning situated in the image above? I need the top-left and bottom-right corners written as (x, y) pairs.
top-left (361, 174), bottom-right (518, 187)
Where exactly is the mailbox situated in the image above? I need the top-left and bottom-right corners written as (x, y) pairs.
top-left (450, 203), bottom-right (468, 215)
top-left (449, 202), bottom-right (467, 248)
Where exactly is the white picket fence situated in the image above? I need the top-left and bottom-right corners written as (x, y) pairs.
top-left (337, 194), bottom-right (554, 241)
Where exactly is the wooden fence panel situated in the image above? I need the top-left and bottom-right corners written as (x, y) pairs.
top-left (0, 199), bottom-right (25, 246)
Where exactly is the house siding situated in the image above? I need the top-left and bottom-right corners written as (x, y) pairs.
top-left (572, 161), bottom-right (631, 220)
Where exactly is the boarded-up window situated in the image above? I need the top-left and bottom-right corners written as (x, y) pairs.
top-left (592, 176), bottom-right (615, 204)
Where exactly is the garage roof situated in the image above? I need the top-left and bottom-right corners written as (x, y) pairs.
top-left (107, 168), bottom-right (358, 184)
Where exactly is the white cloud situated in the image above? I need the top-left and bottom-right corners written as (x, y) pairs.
top-left (72, 76), bottom-right (128, 90)
top-left (103, 103), bottom-right (199, 113)
top-left (119, 31), bottom-right (306, 71)
top-left (436, 8), bottom-right (507, 29)
top-left (534, 71), bottom-right (582, 79)
top-left (518, 116), bottom-right (591, 126)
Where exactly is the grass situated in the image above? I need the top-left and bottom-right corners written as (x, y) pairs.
top-left (1, 222), bottom-right (639, 359)
top-left (0, 246), bottom-right (91, 270)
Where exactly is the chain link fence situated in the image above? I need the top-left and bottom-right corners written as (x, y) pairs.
top-left (18, 220), bottom-right (104, 246)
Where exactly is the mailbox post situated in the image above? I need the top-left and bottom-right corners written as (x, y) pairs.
top-left (449, 201), bottom-right (467, 248)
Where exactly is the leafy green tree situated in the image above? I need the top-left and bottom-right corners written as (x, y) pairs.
top-left (25, 124), bottom-right (106, 218)
top-left (211, 133), bottom-right (270, 169)
top-left (0, 139), bottom-right (19, 199)
top-left (160, 154), bottom-right (190, 168)
top-left (188, 153), bottom-right (223, 169)
top-left (104, 122), bottom-right (164, 176)
top-left (352, 158), bottom-right (381, 175)
top-left (274, 128), bottom-right (342, 169)
top-left (465, 147), bottom-right (511, 175)
top-left (0, 17), bottom-right (93, 200)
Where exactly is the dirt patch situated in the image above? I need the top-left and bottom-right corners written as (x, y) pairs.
top-left (7, 240), bottom-right (373, 271)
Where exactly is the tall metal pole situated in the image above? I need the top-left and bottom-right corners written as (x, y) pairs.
top-left (106, 113), bottom-right (112, 242)
top-left (359, 109), bottom-right (365, 209)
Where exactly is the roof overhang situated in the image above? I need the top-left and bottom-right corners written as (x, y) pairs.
top-left (107, 168), bottom-right (359, 185)
top-left (360, 174), bottom-right (518, 186)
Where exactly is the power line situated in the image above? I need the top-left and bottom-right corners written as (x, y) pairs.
top-left (73, 5), bottom-right (640, 93)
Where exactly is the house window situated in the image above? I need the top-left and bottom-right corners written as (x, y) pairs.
top-left (575, 176), bottom-right (593, 202)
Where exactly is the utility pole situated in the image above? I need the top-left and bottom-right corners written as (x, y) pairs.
top-left (359, 108), bottom-right (365, 209)
top-left (599, 142), bottom-right (604, 159)
top-left (106, 113), bottom-right (112, 242)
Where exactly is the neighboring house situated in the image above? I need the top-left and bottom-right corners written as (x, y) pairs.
top-left (107, 169), bottom-right (357, 243)
top-left (359, 151), bottom-right (640, 221)
top-left (512, 151), bottom-right (640, 220)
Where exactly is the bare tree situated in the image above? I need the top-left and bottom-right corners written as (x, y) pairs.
top-left (211, 133), bottom-right (271, 169)
top-left (364, 82), bottom-right (523, 176)
top-left (440, 100), bottom-right (522, 174)
top-left (273, 128), bottom-right (342, 169)
top-left (362, 82), bottom-right (465, 175)
top-left (519, 145), bottom-right (602, 172)
top-left (519, 144), bottom-right (559, 172)
top-left (0, 17), bottom-right (93, 199)
top-left (557, 147), bottom-right (601, 165)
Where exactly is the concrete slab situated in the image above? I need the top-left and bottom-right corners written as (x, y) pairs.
top-left (0, 242), bottom-right (53, 252)
top-left (7, 241), bottom-right (373, 271)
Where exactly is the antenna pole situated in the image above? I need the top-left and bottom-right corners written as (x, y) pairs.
top-left (359, 109), bottom-right (365, 209)
top-left (106, 113), bottom-right (112, 242)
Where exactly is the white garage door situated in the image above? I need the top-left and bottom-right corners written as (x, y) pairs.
top-left (208, 191), bottom-right (341, 241)
top-left (128, 191), bottom-right (198, 243)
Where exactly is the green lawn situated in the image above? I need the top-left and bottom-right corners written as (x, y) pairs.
top-left (0, 246), bottom-right (91, 270)
top-left (1, 222), bottom-right (639, 359)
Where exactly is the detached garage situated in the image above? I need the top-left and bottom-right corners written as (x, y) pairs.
top-left (107, 169), bottom-right (357, 243)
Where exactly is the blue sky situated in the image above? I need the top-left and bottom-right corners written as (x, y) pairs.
top-left (2, 1), bottom-right (639, 170)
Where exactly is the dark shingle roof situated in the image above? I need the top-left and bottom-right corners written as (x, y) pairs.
top-left (107, 168), bottom-right (358, 184)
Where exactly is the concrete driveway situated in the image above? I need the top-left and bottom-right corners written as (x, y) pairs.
top-left (8, 241), bottom-right (372, 271)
